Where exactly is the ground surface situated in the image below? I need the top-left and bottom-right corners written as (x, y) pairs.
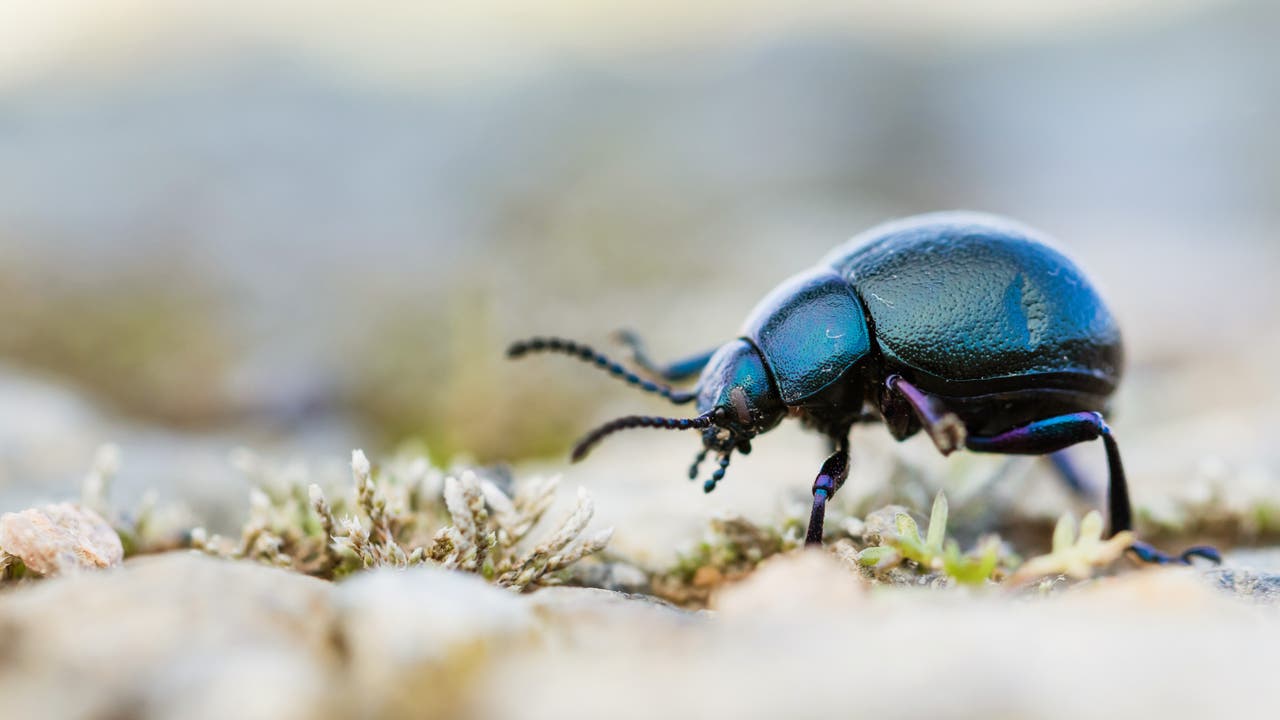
top-left (2, 550), bottom-right (1279, 720)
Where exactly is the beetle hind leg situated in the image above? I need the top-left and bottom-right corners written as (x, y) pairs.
top-left (965, 412), bottom-right (1221, 566)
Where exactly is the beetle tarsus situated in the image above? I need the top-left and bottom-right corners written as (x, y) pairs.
top-left (1128, 541), bottom-right (1222, 566)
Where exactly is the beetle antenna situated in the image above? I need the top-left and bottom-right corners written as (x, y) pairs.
top-left (508, 337), bottom-right (697, 404)
top-left (571, 411), bottom-right (715, 462)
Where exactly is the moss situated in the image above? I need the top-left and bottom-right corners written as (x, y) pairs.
top-left (190, 449), bottom-right (612, 591)
top-left (654, 490), bottom-right (1164, 604)
top-left (653, 515), bottom-right (804, 606)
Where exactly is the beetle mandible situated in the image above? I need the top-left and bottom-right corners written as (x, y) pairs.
top-left (508, 211), bottom-right (1219, 565)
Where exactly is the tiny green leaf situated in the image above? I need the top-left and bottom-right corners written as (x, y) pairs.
top-left (925, 491), bottom-right (948, 552)
top-left (857, 546), bottom-right (901, 569)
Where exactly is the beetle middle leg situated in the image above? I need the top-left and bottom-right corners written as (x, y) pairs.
top-left (1046, 449), bottom-right (1097, 498)
top-left (805, 434), bottom-right (851, 546)
top-left (965, 412), bottom-right (1221, 566)
top-left (612, 330), bottom-right (717, 383)
top-left (885, 375), bottom-right (967, 455)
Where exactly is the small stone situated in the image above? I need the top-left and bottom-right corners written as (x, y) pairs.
top-left (563, 559), bottom-right (652, 594)
top-left (1206, 549), bottom-right (1280, 604)
top-left (0, 503), bottom-right (124, 575)
top-left (860, 504), bottom-right (911, 545)
top-left (1205, 568), bottom-right (1280, 604)
top-left (692, 564), bottom-right (723, 588)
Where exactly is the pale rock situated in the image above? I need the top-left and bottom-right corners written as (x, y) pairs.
top-left (526, 586), bottom-right (700, 648)
top-left (332, 566), bottom-right (537, 719)
top-left (711, 548), bottom-right (865, 619)
top-left (0, 553), bottom-right (340, 720)
top-left (0, 502), bottom-right (123, 575)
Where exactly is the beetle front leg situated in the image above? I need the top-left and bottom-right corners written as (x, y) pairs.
top-left (805, 436), bottom-right (850, 546)
top-left (966, 412), bottom-right (1220, 566)
top-left (612, 330), bottom-right (717, 383)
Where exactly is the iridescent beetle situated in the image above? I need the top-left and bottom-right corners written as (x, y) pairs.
top-left (509, 212), bottom-right (1219, 565)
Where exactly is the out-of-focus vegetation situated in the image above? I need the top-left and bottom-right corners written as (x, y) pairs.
top-left (344, 296), bottom-right (600, 463)
top-left (0, 260), bottom-right (236, 426)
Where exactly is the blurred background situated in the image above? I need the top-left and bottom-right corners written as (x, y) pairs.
top-left (1, 0), bottom-right (1276, 556)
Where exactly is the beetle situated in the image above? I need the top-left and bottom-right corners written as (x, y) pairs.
top-left (508, 211), bottom-right (1219, 565)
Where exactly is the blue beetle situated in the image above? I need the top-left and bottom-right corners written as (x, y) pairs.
top-left (509, 212), bottom-right (1219, 565)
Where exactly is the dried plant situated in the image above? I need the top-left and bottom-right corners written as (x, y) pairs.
top-left (76, 443), bottom-right (192, 557)
top-left (1008, 510), bottom-right (1134, 586)
top-left (193, 449), bottom-right (612, 591)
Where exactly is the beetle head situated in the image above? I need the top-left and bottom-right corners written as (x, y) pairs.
top-left (508, 334), bottom-right (784, 492)
top-left (695, 339), bottom-right (785, 452)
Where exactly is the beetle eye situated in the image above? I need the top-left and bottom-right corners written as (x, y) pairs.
top-left (729, 387), bottom-right (751, 425)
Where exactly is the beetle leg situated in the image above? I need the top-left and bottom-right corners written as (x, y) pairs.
top-left (612, 330), bottom-right (717, 383)
top-left (1047, 449), bottom-right (1097, 499)
top-left (805, 435), bottom-right (850, 546)
top-left (886, 375), bottom-right (966, 455)
top-left (965, 412), bottom-right (1221, 566)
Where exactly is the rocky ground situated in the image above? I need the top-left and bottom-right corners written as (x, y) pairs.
top-left (1, 549), bottom-right (1278, 720)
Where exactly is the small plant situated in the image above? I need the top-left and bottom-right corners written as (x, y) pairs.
top-left (1008, 510), bottom-right (1134, 585)
top-left (854, 492), bottom-right (1013, 586)
top-left (193, 449), bottom-right (612, 591)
